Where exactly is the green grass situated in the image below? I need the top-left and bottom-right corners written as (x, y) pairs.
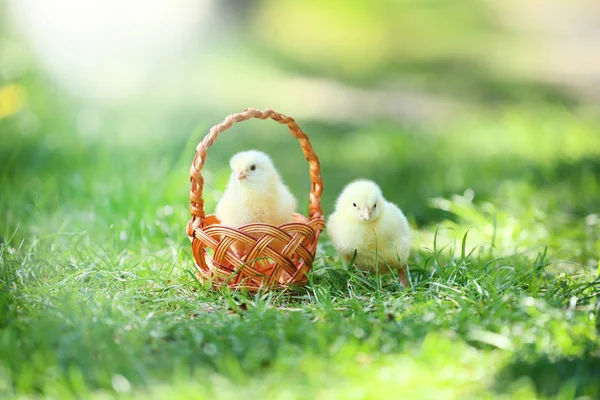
top-left (1, 86), bottom-right (600, 399)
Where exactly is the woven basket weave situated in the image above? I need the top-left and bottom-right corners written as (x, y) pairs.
top-left (186, 108), bottom-right (325, 291)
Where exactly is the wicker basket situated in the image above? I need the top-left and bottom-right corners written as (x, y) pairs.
top-left (186, 108), bottom-right (325, 291)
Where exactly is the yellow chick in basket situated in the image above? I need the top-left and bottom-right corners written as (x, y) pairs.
top-left (216, 150), bottom-right (297, 257)
top-left (327, 180), bottom-right (411, 285)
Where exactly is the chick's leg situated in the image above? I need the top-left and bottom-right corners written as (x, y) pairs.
top-left (397, 266), bottom-right (408, 287)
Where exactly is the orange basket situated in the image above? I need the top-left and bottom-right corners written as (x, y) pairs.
top-left (186, 108), bottom-right (325, 291)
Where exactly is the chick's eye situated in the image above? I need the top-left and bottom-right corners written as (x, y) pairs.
top-left (352, 203), bottom-right (357, 207)
top-left (374, 203), bottom-right (377, 208)
top-left (250, 165), bottom-right (256, 171)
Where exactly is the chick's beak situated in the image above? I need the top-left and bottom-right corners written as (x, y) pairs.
top-left (360, 206), bottom-right (371, 220)
top-left (236, 171), bottom-right (248, 180)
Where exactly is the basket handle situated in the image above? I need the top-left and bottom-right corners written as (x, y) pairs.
top-left (187, 108), bottom-right (324, 236)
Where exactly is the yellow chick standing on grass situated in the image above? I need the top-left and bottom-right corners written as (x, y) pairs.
top-left (327, 180), bottom-right (411, 285)
top-left (216, 150), bottom-right (297, 257)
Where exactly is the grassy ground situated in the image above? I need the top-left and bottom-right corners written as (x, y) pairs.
top-left (1, 83), bottom-right (600, 399)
